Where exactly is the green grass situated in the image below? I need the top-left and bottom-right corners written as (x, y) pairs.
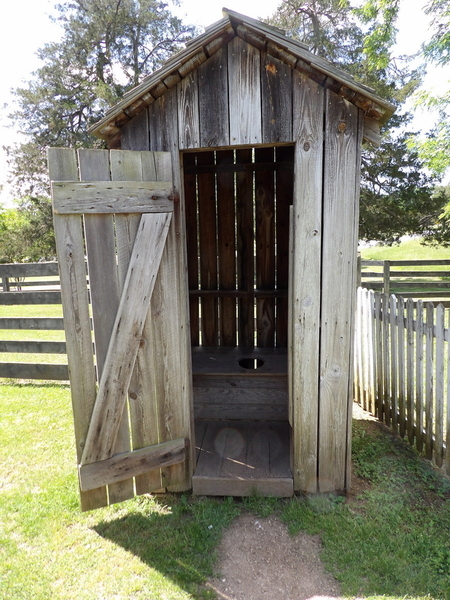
top-left (361, 237), bottom-right (450, 264)
top-left (2, 380), bottom-right (450, 599)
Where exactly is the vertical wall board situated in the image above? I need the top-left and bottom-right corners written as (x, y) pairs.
top-left (121, 109), bottom-right (150, 151)
top-left (178, 71), bottom-right (200, 149)
top-left (48, 147), bottom-right (108, 511)
top-left (236, 148), bottom-right (255, 348)
top-left (198, 47), bottom-right (230, 148)
top-left (255, 147), bottom-right (275, 348)
top-left (149, 89), bottom-right (195, 490)
top-left (183, 152), bottom-right (200, 345)
top-left (319, 91), bottom-right (361, 493)
top-left (148, 87), bottom-right (179, 155)
top-left (228, 36), bottom-right (262, 145)
top-left (217, 150), bottom-right (237, 346)
top-left (275, 146), bottom-right (294, 348)
top-left (78, 148), bottom-right (134, 505)
top-left (261, 52), bottom-right (292, 143)
top-left (197, 151), bottom-right (219, 347)
top-left (290, 73), bottom-right (324, 493)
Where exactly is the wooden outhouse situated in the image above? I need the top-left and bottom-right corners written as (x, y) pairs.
top-left (48, 9), bottom-right (394, 510)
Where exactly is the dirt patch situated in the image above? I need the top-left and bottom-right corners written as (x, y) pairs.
top-left (206, 513), bottom-right (343, 600)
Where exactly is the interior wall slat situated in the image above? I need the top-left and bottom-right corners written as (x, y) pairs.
top-left (198, 47), bottom-right (230, 148)
top-left (261, 52), bottom-right (293, 143)
top-left (318, 90), bottom-right (362, 493)
top-left (228, 36), bottom-right (262, 145)
top-left (217, 150), bottom-right (237, 346)
top-left (78, 148), bottom-right (134, 505)
top-left (197, 151), bottom-right (219, 347)
top-left (236, 148), bottom-right (255, 348)
top-left (275, 146), bottom-right (294, 348)
top-left (184, 152), bottom-right (200, 345)
top-left (290, 72), bottom-right (324, 494)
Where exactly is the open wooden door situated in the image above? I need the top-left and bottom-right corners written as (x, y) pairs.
top-left (48, 148), bottom-right (194, 511)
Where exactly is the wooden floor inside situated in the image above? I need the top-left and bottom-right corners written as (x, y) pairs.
top-left (193, 420), bottom-right (293, 497)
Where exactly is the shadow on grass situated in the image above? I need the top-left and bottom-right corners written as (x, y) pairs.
top-left (93, 495), bottom-right (240, 598)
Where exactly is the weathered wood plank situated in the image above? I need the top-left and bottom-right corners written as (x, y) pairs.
top-left (275, 146), bottom-right (293, 348)
top-left (291, 71), bottom-right (324, 493)
top-left (79, 438), bottom-right (186, 492)
top-left (0, 362), bottom-right (69, 380)
top-left (48, 147), bottom-right (107, 512)
top-left (197, 151), bottom-right (218, 347)
top-left (236, 148), bottom-right (255, 348)
top-left (318, 91), bottom-right (362, 493)
top-left (121, 109), bottom-right (150, 151)
top-left (178, 71), bottom-right (200, 149)
top-left (261, 51), bottom-right (292, 143)
top-left (435, 303), bottom-right (445, 467)
top-left (184, 152), bottom-right (200, 346)
top-left (0, 340), bottom-right (66, 353)
top-left (51, 180), bottom-right (173, 214)
top-left (81, 212), bottom-right (172, 465)
top-left (111, 162), bottom-right (161, 496)
top-left (374, 292), bottom-right (383, 420)
top-left (198, 47), bottom-right (230, 148)
top-left (228, 36), bottom-right (262, 145)
top-left (425, 302), bottom-right (434, 460)
top-left (398, 296), bottom-right (406, 436)
top-left (255, 147), bottom-right (275, 348)
top-left (79, 148), bottom-right (135, 505)
top-left (390, 294), bottom-right (398, 431)
top-left (0, 291), bottom-right (62, 305)
top-left (416, 300), bottom-right (424, 452)
top-left (217, 149), bottom-right (236, 346)
top-left (406, 298), bottom-right (415, 444)
top-left (149, 87), bottom-right (195, 493)
top-left (0, 317), bottom-right (65, 330)
top-left (0, 262), bottom-right (59, 277)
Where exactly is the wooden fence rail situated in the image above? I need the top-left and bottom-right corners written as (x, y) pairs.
top-left (355, 287), bottom-right (450, 472)
top-left (0, 262), bottom-right (68, 380)
top-left (358, 258), bottom-right (450, 305)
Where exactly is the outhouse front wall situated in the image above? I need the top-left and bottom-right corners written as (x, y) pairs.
top-left (119, 35), bottom-right (364, 494)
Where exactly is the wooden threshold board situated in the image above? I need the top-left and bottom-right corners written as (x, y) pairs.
top-left (193, 420), bottom-right (293, 497)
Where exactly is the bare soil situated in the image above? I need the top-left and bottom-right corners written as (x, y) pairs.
top-left (205, 405), bottom-right (375, 600)
top-left (206, 513), bottom-right (343, 600)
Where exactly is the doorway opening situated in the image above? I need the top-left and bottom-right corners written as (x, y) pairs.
top-left (183, 144), bottom-right (295, 496)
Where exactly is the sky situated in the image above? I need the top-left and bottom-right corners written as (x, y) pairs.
top-left (0, 0), bottom-right (448, 205)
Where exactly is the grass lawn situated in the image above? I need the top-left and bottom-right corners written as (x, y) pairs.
top-left (1, 380), bottom-right (450, 600)
top-left (361, 237), bottom-right (450, 264)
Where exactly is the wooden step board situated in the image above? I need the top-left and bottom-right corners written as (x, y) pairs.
top-left (193, 420), bottom-right (293, 497)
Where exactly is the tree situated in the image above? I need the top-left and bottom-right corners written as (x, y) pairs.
top-left (410, 0), bottom-right (450, 176)
top-left (7, 0), bottom-right (197, 196)
top-left (266, 0), bottom-right (441, 243)
top-left (0, 197), bottom-right (55, 263)
top-left (359, 128), bottom-right (448, 244)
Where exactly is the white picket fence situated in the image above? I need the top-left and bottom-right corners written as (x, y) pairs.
top-left (355, 287), bottom-right (450, 473)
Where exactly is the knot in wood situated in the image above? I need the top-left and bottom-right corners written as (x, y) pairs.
top-left (129, 392), bottom-right (138, 400)
top-left (303, 142), bottom-right (310, 152)
top-left (338, 121), bottom-right (347, 133)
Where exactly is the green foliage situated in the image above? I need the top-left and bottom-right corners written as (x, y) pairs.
top-left (359, 128), bottom-right (448, 243)
top-left (0, 197), bottom-right (56, 262)
top-left (7, 0), bottom-right (197, 197)
top-left (410, 0), bottom-right (450, 176)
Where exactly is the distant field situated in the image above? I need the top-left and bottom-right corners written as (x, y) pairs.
top-left (360, 238), bottom-right (450, 263)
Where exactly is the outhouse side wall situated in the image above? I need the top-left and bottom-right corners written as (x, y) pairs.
top-left (119, 36), bottom-right (364, 494)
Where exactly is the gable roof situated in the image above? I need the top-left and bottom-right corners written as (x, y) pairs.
top-left (89, 8), bottom-right (395, 143)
